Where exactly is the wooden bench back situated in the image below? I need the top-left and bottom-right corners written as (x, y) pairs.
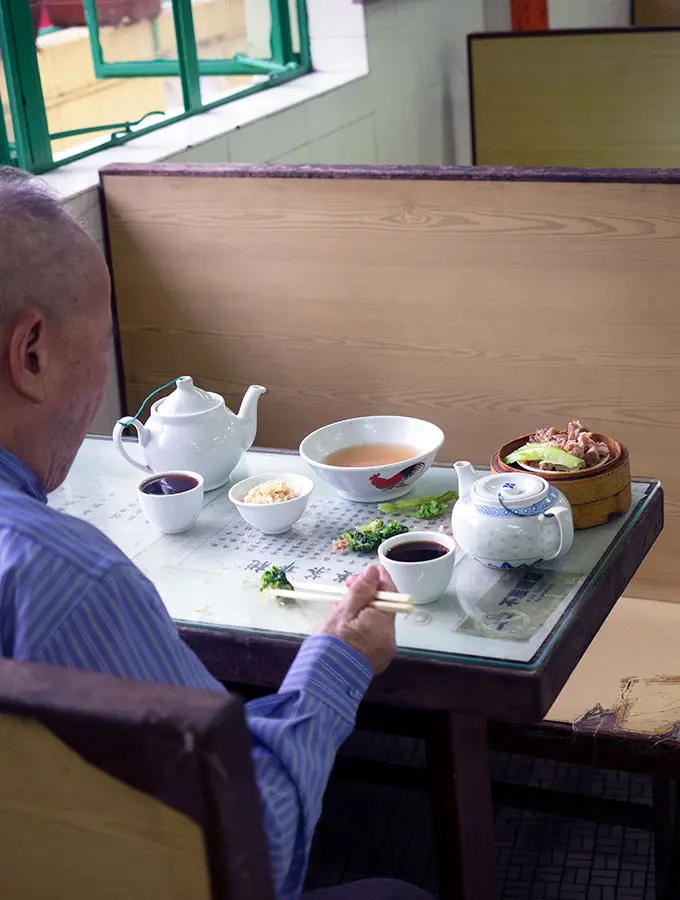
top-left (0, 657), bottom-right (274, 900)
top-left (101, 163), bottom-right (680, 602)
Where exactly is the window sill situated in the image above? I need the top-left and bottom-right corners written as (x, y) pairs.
top-left (43, 68), bottom-right (369, 202)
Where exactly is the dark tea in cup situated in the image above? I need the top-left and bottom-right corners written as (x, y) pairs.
top-left (378, 531), bottom-right (456, 605)
top-left (385, 540), bottom-right (450, 563)
top-left (137, 470), bottom-right (204, 535)
top-left (140, 474), bottom-right (200, 496)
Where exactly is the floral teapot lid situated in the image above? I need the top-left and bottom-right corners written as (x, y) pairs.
top-left (471, 473), bottom-right (554, 516)
top-left (154, 376), bottom-right (223, 418)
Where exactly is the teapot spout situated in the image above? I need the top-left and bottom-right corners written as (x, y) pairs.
top-left (453, 460), bottom-right (477, 498)
top-left (237, 385), bottom-right (267, 450)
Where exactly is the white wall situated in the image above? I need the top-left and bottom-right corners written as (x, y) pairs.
top-left (547, 0), bottom-right (629, 28)
top-left (174, 0), bottom-right (483, 169)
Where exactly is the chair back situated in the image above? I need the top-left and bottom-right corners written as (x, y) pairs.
top-left (0, 657), bottom-right (275, 900)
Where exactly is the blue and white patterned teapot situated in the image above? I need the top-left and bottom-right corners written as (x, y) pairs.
top-left (451, 462), bottom-right (574, 570)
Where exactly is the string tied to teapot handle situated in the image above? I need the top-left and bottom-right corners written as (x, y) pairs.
top-left (116, 377), bottom-right (179, 428)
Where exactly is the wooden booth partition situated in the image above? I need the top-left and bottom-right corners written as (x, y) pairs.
top-left (100, 163), bottom-right (679, 602)
top-left (469, 28), bottom-right (680, 168)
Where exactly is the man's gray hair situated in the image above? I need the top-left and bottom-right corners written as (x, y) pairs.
top-left (0, 166), bottom-right (88, 326)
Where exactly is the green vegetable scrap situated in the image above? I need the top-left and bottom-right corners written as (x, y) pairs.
top-left (414, 499), bottom-right (447, 519)
top-left (504, 444), bottom-right (584, 471)
top-left (333, 519), bottom-right (409, 554)
top-left (260, 565), bottom-right (293, 593)
top-left (379, 490), bottom-right (458, 519)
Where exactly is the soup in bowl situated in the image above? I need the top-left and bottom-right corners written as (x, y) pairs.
top-left (299, 416), bottom-right (445, 502)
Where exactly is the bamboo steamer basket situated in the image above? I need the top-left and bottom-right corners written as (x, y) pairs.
top-left (490, 434), bottom-right (631, 530)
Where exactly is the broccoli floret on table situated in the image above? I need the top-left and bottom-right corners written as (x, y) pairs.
top-left (260, 565), bottom-right (293, 593)
top-left (333, 519), bottom-right (408, 554)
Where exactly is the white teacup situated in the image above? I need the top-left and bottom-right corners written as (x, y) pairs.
top-left (378, 531), bottom-right (456, 605)
top-left (136, 470), bottom-right (205, 534)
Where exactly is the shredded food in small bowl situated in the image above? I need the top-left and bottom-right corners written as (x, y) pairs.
top-left (242, 479), bottom-right (298, 504)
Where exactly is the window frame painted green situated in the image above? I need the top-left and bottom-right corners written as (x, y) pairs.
top-left (0, 0), bottom-right (310, 173)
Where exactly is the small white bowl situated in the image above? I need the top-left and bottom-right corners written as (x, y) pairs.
top-left (228, 473), bottom-right (314, 534)
top-left (299, 416), bottom-right (445, 503)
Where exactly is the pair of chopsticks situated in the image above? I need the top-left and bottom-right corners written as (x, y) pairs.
top-left (269, 581), bottom-right (412, 614)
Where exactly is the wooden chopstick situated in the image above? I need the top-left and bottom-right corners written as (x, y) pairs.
top-left (269, 588), bottom-right (412, 614)
top-left (290, 582), bottom-right (408, 604)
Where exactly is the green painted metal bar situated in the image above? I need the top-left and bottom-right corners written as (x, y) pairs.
top-left (52, 64), bottom-right (305, 166)
top-left (269, 0), bottom-right (294, 66)
top-left (0, 0), bottom-right (52, 171)
top-left (170, 0), bottom-right (201, 112)
top-left (1, 0), bottom-right (312, 173)
top-left (82, 0), bottom-right (106, 73)
top-left (0, 100), bottom-right (13, 166)
top-left (295, 0), bottom-right (312, 70)
top-left (88, 57), bottom-right (291, 78)
top-left (51, 110), bottom-right (165, 141)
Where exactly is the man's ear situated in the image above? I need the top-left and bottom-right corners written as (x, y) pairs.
top-left (6, 312), bottom-right (50, 403)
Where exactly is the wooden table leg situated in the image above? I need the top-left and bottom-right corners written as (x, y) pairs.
top-left (425, 713), bottom-right (498, 900)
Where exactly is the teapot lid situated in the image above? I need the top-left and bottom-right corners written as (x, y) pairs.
top-left (471, 473), bottom-right (548, 507)
top-left (156, 376), bottom-right (221, 417)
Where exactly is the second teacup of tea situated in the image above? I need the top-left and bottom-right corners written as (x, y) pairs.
top-left (378, 531), bottom-right (456, 605)
top-left (136, 470), bottom-right (204, 534)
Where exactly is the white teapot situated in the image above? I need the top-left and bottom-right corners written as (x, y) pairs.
top-left (112, 376), bottom-right (266, 491)
top-left (451, 462), bottom-right (574, 569)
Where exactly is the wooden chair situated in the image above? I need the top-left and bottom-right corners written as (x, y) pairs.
top-left (0, 656), bottom-right (275, 900)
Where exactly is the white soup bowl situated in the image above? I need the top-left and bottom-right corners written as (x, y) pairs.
top-left (299, 416), bottom-right (444, 503)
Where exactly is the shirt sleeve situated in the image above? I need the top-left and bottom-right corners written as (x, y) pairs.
top-left (34, 564), bottom-right (373, 900)
top-left (245, 633), bottom-right (372, 900)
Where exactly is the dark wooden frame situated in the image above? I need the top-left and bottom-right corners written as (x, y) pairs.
top-left (100, 162), bottom-right (680, 187)
top-left (1, 657), bottom-right (275, 900)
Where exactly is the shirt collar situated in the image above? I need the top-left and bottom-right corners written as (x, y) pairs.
top-left (0, 444), bottom-right (47, 504)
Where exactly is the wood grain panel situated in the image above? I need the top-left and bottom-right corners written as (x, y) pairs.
top-left (470, 29), bottom-right (680, 167)
top-left (547, 596), bottom-right (680, 729)
top-left (634, 0), bottom-right (680, 25)
top-left (103, 171), bottom-right (679, 601)
top-left (1, 713), bottom-right (210, 900)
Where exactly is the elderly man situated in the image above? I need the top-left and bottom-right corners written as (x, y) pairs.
top-left (0, 168), bottom-right (433, 900)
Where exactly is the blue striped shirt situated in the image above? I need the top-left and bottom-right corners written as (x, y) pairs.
top-left (0, 443), bottom-right (372, 900)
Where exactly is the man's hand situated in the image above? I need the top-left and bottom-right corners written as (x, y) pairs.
top-left (318, 564), bottom-right (397, 675)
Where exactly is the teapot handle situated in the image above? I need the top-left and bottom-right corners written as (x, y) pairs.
top-left (112, 417), bottom-right (152, 474)
top-left (541, 503), bottom-right (574, 561)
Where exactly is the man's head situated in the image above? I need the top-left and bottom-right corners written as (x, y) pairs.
top-left (0, 167), bottom-right (112, 492)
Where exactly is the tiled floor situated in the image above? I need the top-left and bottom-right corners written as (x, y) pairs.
top-left (305, 733), bottom-right (658, 899)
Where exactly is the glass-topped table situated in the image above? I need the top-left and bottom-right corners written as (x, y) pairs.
top-left (52, 435), bottom-right (663, 900)
top-left (53, 436), bottom-right (663, 722)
